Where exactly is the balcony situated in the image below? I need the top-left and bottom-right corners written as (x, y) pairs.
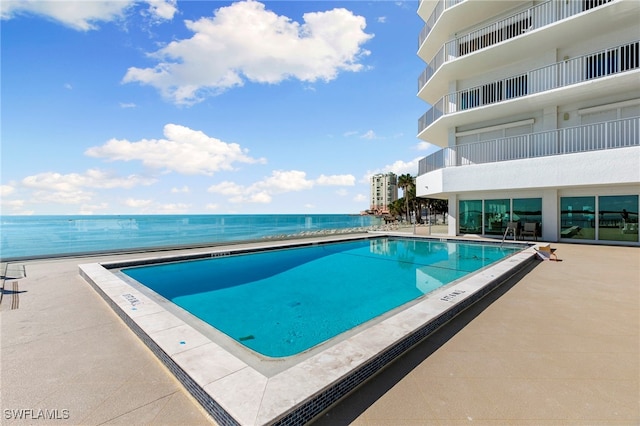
top-left (418, 41), bottom-right (640, 136)
top-left (418, 116), bottom-right (639, 175)
top-left (418, 0), bottom-right (465, 50)
top-left (417, 0), bottom-right (633, 101)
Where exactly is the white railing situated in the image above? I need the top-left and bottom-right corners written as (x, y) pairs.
top-left (418, 0), bottom-right (465, 49)
top-left (418, 0), bottom-right (614, 92)
top-left (419, 41), bottom-right (639, 133)
top-left (418, 116), bottom-right (639, 175)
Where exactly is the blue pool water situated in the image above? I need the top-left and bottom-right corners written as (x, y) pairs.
top-left (122, 237), bottom-right (521, 357)
top-left (0, 214), bottom-right (379, 260)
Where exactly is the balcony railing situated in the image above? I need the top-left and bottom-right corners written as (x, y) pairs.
top-left (419, 41), bottom-right (639, 134)
top-left (418, 116), bottom-right (640, 175)
top-left (418, 0), bottom-right (465, 49)
top-left (418, 0), bottom-right (614, 91)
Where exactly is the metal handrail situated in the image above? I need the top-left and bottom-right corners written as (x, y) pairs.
top-left (418, 0), bottom-right (615, 91)
top-left (418, 0), bottom-right (465, 49)
top-left (418, 116), bottom-right (640, 175)
top-left (419, 40), bottom-right (639, 133)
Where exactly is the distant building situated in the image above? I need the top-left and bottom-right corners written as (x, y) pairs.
top-left (416, 0), bottom-right (639, 245)
top-left (370, 173), bottom-right (398, 215)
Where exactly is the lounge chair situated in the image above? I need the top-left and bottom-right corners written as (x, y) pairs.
top-left (535, 245), bottom-right (558, 261)
top-left (521, 222), bottom-right (537, 241)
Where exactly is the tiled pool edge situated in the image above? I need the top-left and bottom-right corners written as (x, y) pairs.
top-left (273, 251), bottom-right (538, 425)
top-left (79, 264), bottom-right (241, 426)
top-left (79, 238), bottom-right (538, 425)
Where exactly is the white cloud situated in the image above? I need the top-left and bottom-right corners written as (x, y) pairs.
top-left (1, 0), bottom-right (176, 31)
top-left (363, 157), bottom-right (422, 183)
top-left (335, 188), bottom-right (348, 196)
top-left (145, 0), bottom-right (177, 21)
top-left (155, 202), bottom-right (190, 214)
top-left (86, 124), bottom-right (266, 176)
top-left (22, 169), bottom-right (156, 192)
top-left (353, 194), bottom-right (367, 202)
top-left (171, 185), bottom-right (190, 193)
top-left (208, 181), bottom-right (245, 196)
top-left (124, 198), bottom-right (153, 208)
top-left (246, 191), bottom-right (272, 204)
top-left (20, 169), bottom-right (156, 206)
top-left (79, 203), bottom-right (108, 215)
top-left (361, 130), bottom-right (377, 140)
top-left (316, 174), bottom-right (355, 186)
top-left (208, 170), bottom-right (354, 205)
top-left (32, 190), bottom-right (94, 205)
top-left (1, 185), bottom-right (14, 196)
top-left (344, 129), bottom-right (380, 140)
top-left (123, 0), bottom-right (374, 105)
top-left (377, 16), bottom-right (387, 23)
top-left (119, 102), bottom-right (137, 109)
top-left (5, 199), bottom-right (24, 208)
top-left (205, 203), bottom-right (219, 211)
top-left (416, 141), bottom-right (439, 151)
top-left (255, 170), bottom-right (314, 194)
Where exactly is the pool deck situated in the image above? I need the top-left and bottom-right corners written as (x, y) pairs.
top-left (1, 234), bottom-right (638, 425)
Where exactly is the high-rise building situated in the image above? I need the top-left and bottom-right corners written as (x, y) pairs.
top-left (370, 172), bottom-right (398, 215)
top-left (416, 0), bottom-right (639, 245)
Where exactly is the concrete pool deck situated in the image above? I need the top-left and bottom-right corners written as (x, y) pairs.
top-left (1, 236), bottom-right (638, 425)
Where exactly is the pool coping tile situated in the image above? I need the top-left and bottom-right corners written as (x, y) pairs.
top-left (79, 235), bottom-right (538, 425)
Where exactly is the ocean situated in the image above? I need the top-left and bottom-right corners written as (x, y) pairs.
top-left (0, 214), bottom-right (382, 260)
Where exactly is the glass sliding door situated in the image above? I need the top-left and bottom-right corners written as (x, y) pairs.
top-left (513, 198), bottom-right (542, 236)
top-left (560, 196), bottom-right (595, 239)
top-left (598, 195), bottom-right (639, 242)
top-left (484, 199), bottom-right (510, 236)
top-left (459, 200), bottom-right (482, 234)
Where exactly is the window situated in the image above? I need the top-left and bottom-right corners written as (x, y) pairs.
top-left (458, 17), bottom-right (531, 56)
top-left (483, 199), bottom-right (510, 236)
top-left (513, 198), bottom-right (542, 235)
top-left (560, 196), bottom-right (595, 240)
top-left (621, 42), bottom-right (639, 72)
top-left (505, 74), bottom-right (527, 99)
top-left (460, 88), bottom-right (480, 110)
top-left (583, 0), bottom-right (613, 11)
top-left (586, 42), bottom-right (639, 80)
top-left (598, 195), bottom-right (638, 242)
top-left (459, 200), bottom-right (482, 234)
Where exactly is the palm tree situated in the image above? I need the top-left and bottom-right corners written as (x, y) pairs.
top-left (398, 174), bottom-right (415, 223)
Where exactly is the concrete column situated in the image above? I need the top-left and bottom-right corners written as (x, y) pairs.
top-left (542, 188), bottom-right (559, 242)
top-left (448, 193), bottom-right (457, 236)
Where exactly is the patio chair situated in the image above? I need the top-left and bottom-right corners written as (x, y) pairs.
top-left (521, 222), bottom-right (537, 241)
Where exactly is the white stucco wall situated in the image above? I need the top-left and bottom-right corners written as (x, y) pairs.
top-left (418, 146), bottom-right (639, 196)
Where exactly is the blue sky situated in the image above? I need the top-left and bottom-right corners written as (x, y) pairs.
top-left (1, 0), bottom-right (435, 215)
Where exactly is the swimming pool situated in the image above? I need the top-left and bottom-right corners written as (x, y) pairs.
top-left (80, 235), bottom-right (536, 425)
top-left (121, 238), bottom-right (521, 358)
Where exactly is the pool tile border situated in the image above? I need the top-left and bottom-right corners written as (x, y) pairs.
top-left (79, 236), bottom-right (538, 425)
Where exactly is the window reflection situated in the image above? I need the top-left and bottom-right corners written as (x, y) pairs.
top-left (459, 200), bottom-right (482, 234)
top-left (599, 195), bottom-right (639, 242)
top-left (513, 198), bottom-right (542, 237)
top-left (484, 199), bottom-right (510, 235)
top-left (560, 196), bottom-right (595, 239)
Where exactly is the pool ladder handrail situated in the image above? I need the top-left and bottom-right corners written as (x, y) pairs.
top-left (501, 222), bottom-right (519, 247)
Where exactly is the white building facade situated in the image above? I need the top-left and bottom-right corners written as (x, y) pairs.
top-left (416, 0), bottom-right (640, 245)
top-left (370, 173), bottom-right (398, 215)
